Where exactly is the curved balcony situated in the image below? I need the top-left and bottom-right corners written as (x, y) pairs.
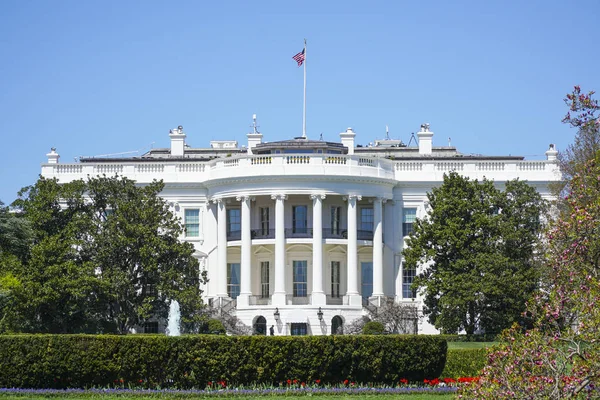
top-left (227, 228), bottom-right (374, 242)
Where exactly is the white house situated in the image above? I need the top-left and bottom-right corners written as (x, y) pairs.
top-left (41, 121), bottom-right (561, 336)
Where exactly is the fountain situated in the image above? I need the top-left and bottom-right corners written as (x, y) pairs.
top-left (166, 299), bottom-right (181, 336)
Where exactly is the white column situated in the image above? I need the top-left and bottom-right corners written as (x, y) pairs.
top-left (216, 198), bottom-right (228, 298)
top-left (272, 194), bottom-right (287, 305)
top-left (237, 195), bottom-right (252, 306)
top-left (344, 195), bottom-right (362, 306)
top-left (372, 197), bottom-right (384, 300)
top-left (311, 194), bottom-right (326, 305)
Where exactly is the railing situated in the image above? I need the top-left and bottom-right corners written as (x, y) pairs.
top-left (44, 155), bottom-right (557, 187)
top-left (286, 295), bottom-right (310, 305)
top-left (322, 228), bottom-right (347, 239)
top-left (285, 228), bottom-right (313, 238)
top-left (357, 230), bottom-right (374, 241)
top-left (251, 229), bottom-right (276, 239)
top-left (249, 296), bottom-right (270, 306)
top-left (225, 228), bottom-right (377, 241)
top-left (227, 230), bottom-right (241, 241)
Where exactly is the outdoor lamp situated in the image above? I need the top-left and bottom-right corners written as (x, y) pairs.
top-left (317, 307), bottom-right (323, 321)
top-left (274, 307), bottom-right (280, 321)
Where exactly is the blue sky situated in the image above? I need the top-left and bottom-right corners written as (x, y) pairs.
top-left (1, 0), bottom-right (599, 204)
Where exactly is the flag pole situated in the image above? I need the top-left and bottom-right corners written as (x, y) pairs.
top-left (302, 38), bottom-right (307, 139)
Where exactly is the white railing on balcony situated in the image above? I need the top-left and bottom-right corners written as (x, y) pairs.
top-left (56, 164), bottom-right (83, 174)
top-left (518, 161), bottom-right (546, 171)
top-left (43, 153), bottom-right (558, 185)
top-left (136, 164), bottom-right (164, 173)
top-left (395, 162), bottom-right (423, 171)
top-left (477, 162), bottom-right (505, 171)
top-left (177, 163), bottom-right (205, 173)
top-left (95, 164), bottom-right (124, 174)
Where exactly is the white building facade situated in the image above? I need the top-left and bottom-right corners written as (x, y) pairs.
top-left (41, 123), bottom-right (561, 336)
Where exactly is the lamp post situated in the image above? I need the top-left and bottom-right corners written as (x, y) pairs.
top-left (317, 307), bottom-right (323, 321)
top-left (274, 307), bottom-right (280, 321)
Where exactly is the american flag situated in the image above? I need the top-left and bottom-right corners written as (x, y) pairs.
top-left (292, 49), bottom-right (305, 66)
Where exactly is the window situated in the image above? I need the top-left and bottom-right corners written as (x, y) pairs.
top-left (184, 209), bottom-right (200, 237)
top-left (260, 261), bottom-right (270, 298)
top-left (402, 208), bottom-right (417, 236)
top-left (360, 207), bottom-right (374, 232)
top-left (331, 316), bottom-right (343, 334)
top-left (331, 206), bottom-right (341, 235)
top-left (227, 263), bottom-right (240, 299)
top-left (291, 323), bottom-right (308, 335)
top-left (293, 260), bottom-right (307, 297)
top-left (402, 263), bottom-right (416, 299)
top-left (253, 316), bottom-right (267, 335)
top-left (361, 262), bottom-right (373, 299)
top-left (292, 206), bottom-right (308, 234)
top-left (143, 321), bottom-right (159, 334)
top-left (260, 207), bottom-right (270, 235)
top-left (331, 261), bottom-right (341, 298)
top-left (227, 209), bottom-right (241, 234)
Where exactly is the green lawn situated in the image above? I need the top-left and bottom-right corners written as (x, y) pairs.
top-left (0, 395), bottom-right (454, 400)
top-left (447, 342), bottom-right (497, 350)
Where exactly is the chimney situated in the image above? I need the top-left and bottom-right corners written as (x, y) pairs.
top-left (169, 125), bottom-right (186, 156)
top-left (417, 123), bottom-right (433, 155)
top-left (247, 114), bottom-right (263, 154)
top-left (545, 144), bottom-right (558, 161)
top-left (46, 147), bottom-right (60, 164)
top-left (340, 127), bottom-right (356, 155)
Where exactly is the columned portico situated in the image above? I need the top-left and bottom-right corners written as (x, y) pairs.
top-left (272, 194), bottom-right (287, 305)
top-left (311, 194), bottom-right (326, 305)
top-left (344, 195), bottom-right (362, 306)
top-left (237, 195), bottom-right (253, 306)
top-left (371, 197), bottom-right (385, 300)
top-left (215, 198), bottom-right (228, 298)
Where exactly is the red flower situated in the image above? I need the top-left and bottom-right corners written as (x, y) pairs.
top-left (287, 379), bottom-right (292, 385)
top-left (301, 382), bottom-right (306, 387)
top-left (293, 379), bottom-right (298, 384)
top-left (138, 379), bottom-right (143, 384)
top-left (207, 381), bottom-right (212, 386)
top-left (343, 379), bottom-right (349, 385)
top-left (315, 379), bottom-right (321, 384)
top-left (399, 378), bottom-right (408, 385)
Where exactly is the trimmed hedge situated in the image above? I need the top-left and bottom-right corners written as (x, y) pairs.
top-left (439, 334), bottom-right (499, 342)
top-left (0, 334), bottom-right (447, 388)
top-left (441, 348), bottom-right (488, 378)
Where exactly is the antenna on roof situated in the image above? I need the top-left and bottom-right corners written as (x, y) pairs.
top-left (251, 114), bottom-right (260, 134)
top-left (319, 132), bottom-right (323, 141)
top-left (448, 137), bottom-right (452, 147)
top-left (408, 132), bottom-right (418, 147)
top-left (385, 125), bottom-right (390, 140)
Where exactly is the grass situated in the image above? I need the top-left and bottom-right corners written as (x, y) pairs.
top-left (446, 342), bottom-right (497, 350)
top-left (0, 395), bottom-right (455, 400)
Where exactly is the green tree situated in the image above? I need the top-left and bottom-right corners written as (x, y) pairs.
top-left (0, 200), bottom-right (32, 332)
top-left (402, 173), bottom-right (546, 335)
top-left (10, 175), bottom-right (206, 333)
top-left (84, 175), bottom-right (206, 334)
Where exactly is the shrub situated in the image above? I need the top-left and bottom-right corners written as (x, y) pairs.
top-left (0, 334), bottom-right (446, 388)
top-left (362, 321), bottom-right (385, 335)
top-left (441, 348), bottom-right (487, 378)
top-left (205, 319), bottom-right (226, 334)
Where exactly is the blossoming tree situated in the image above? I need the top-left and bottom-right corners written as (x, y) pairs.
top-left (461, 87), bottom-right (600, 399)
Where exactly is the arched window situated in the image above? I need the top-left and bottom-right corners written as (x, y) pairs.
top-left (331, 315), bottom-right (343, 335)
top-left (253, 316), bottom-right (267, 335)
